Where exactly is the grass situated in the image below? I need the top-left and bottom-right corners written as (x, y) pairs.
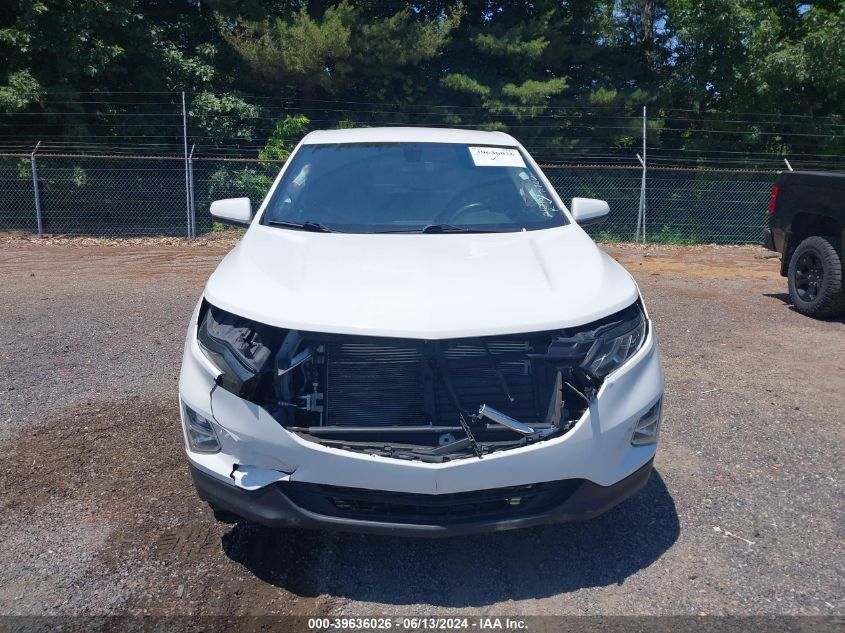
top-left (645, 225), bottom-right (701, 245)
top-left (588, 224), bottom-right (708, 245)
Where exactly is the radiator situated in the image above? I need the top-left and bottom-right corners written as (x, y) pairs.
top-left (324, 336), bottom-right (543, 427)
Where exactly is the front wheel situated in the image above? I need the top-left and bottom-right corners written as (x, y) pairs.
top-left (787, 235), bottom-right (845, 318)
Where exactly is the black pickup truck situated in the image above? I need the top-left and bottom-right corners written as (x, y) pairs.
top-left (763, 171), bottom-right (845, 317)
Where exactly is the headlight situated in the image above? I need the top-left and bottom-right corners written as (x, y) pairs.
top-left (197, 303), bottom-right (275, 398)
top-left (183, 404), bottom-right (221, 453)
top-left (581, 302), bottom-right (647, 378)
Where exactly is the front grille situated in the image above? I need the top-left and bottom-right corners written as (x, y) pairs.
top-left (325, 335), bottom-right (550, 427)
top-left (284, 479), bottom-right (583, 525)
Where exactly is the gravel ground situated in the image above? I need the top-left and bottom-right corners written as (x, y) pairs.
top-left (0, 237), bottom-right (842, 618)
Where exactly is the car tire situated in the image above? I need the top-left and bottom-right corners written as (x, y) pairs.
top-left (787, 235), bottom-right (845, 317)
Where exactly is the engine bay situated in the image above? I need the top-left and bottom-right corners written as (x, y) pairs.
top-left (196, 301), bottom-right (646, 461)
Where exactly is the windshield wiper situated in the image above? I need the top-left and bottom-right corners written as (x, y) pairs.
top-left (267, 219), bottom-right (341, 233)
top-left (375, 224), bottom-right (495, 234)
top-left (421, 223), bottom-right (485, 233)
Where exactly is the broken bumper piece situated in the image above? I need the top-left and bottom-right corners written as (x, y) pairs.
top-left (190, 458), bottom-right (653, 537)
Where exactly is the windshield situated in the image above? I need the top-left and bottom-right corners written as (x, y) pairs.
top-left (261, 142), bottom-right (567, 233)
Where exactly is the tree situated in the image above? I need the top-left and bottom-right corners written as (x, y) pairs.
top-left (439, 2), bottom-right (568, 118)
top-left (0, 0), bottom-right (843, 167)
top-left (220, 1), bottom-right (462, 109)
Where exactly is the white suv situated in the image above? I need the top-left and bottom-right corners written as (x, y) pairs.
top-left (179, 127), bottom-right (664, 536)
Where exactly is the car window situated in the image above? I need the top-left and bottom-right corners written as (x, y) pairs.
top-left (261, 142), bottom-right (566, 233)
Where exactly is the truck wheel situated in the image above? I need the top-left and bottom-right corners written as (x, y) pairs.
top-left (787, 235), bottom-right (845, 317)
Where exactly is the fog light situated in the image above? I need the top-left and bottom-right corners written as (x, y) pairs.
top-left (183, 404), bottom-right (221, 453)
top-left (631, 399), bottom-right (662, 445)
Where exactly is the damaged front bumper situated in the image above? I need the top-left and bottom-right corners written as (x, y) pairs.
top-left (189, 457), bottom-right (654, 537)
top-left (178, 306), bottom-right (664, 533)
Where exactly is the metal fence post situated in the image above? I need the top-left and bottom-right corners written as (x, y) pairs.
top-left (188, 143), bottom-right (196, 238)
top-left (638, 106), bottom-right (647, 243)
top-left (30, 141), bottom-right (43, 236)
top-left (182, 91), bottom-right (192, 239)
top-left (636, 153), bottom-right (645, 242)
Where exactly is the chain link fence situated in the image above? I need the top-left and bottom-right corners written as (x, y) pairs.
top-left (544, 166), bottom-right (776, 243)
top-left (643, 170), bottom-right (775, 244)
top-left (0, 153), bottom-right (776, 243)
top-left (543, 167), bottom-right (644, 242)
top-left (0, 156), bottom-right (37, 231)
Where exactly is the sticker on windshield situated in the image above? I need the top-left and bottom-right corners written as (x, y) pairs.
top-left (468, 146), bottom-right (526, 168)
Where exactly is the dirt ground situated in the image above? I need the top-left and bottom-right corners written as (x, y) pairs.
top-left (0, 235), bottom-right (842, 618)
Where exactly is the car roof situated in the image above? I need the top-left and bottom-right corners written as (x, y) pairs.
top-left (301, 126), bottom-right (520, 146)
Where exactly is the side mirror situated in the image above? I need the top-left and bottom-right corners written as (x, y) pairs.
top-left (570, 197), bottom-right (609, 225)
top-left (210, 197), bottom-right (252, 226)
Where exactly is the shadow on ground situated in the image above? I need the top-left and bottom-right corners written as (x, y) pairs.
top-left (763, 292), bottom-right (845, 323)
top-left (763, 292), bottom-right (791, 305)
top-left (221, 470), bottom-right (679, 607)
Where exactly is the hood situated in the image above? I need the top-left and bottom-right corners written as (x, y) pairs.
top-left (203, 224), bottom-right (639, 339)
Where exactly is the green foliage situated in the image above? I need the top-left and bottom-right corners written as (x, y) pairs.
top-left (589, 87), bottom-right (618, 106)
top-left (0, 70), bottom-right (42, 110)
top-left (222, 5), bottom-right (353, 91)
top-left (648, 225), bottom-right (700, 245)
top-left (662, 0), bottom-right (845, 117)
top-left (440, 73), bottom-right (490, 98)
top-left (211, 220), bottom-right (244, 232)
top-left (501, 78), bottom-right (568, 106)
top-left (439, 8), bottom-right (568, 121)
top-left (0, 0), bottom-right (143, 86)
top-left (212, 164), bottom-right (272, 195)
top-left (221, 1), bottom-right (462, 100)
top-left (747, 3), bottom-right (845, 112)
top-left (71, 166), bottom-right (87, 188)
top-left (16, 158), bottom-right (31, 180)
top-left (592, 229), bottom-right (619, 243)
top-left (206, 165), bottom-right (273, 218)
top-left (258, 114), bottom-right (310, 161)
top-left (202, 113), bottom-right (308, 232)
top-left (473, 30), bottom-right (548, 61)
top-left (0, 0), bottom-right (843, 175)
top-left (191, 92), bottom-right (260, 142)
